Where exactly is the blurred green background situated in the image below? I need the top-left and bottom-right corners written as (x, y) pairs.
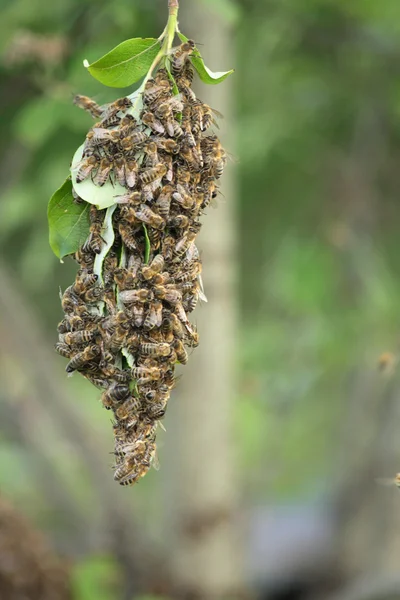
top-left (1, 0), bottom-right (400, 599)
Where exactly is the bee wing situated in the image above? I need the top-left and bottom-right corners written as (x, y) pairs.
top-left (113, 194), bottom-right (131, 204)
top-left (119, 290), bottom-right (139, 304)
top-left (151, 448), bottom-right (161, 470)
top-left (375, 477), bottom-right (398, 487)
top-left (198, 274), bottom-right (208, 303)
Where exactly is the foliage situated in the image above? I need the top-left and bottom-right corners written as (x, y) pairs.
top-left (48, 179), bottom-right (89, 259)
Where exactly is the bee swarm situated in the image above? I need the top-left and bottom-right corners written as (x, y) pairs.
top-left (56, 42), bottom-right (226, 487)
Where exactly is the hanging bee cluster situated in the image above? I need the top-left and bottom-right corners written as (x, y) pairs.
top-left (56, 40), bottom-right (227, 486)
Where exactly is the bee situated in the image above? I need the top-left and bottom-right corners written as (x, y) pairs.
top-left (174, 231), bottom-right (197, 258)
top-left (102, 96), bottom-right (132, 119)
top-left (92, 156), bottom-right (113, 187)
top-left (169, 215), bottom-right (190, 229)
top-left (123, 157), bottom-right (138, 189)
top-left (101, 364), bottom-right (131, 383)
top-left (61, 286), bottom-right (81, 314)
top-left (64, 329), bottom-right (97, 346)
top-left (103, 251), bottom-right (119, 287)
top-left (120, 131), bottom-right (148, 152)
top-left (119, 288), bottom-right (153, 304)
top-left (72, 271), bottom-right (98, 295)
top-left (143, 301), bottom-right (163, 330)
top-left (143, 141), bottom-right (159, 167)
top-left (75, 246), bottom-right (95, 269)
top-left (142, 255), bottom-right (165, 280)
top-left (154, 285), bottom-right (182, 305)
top-left (119, 114), bottom-right (137, 136)
top-left (153, 185), bottom-right (172, 221)
top-left (101, 383), bottom-right (130, 409)
top-left (73, 95), bottom-right (103, 118)
top-left (115, 396), bottom-right (142, 420)
top-left (134, 204), bottom-right (165, 230)
top-left (164, 368), bottom-right (180, 389)
top-left (378, 352), bottom-right (397, 375)
top-left (55, 342), bottom-right (72, 358)
top-left (113, 267), bottom-right (138, 290)
top-left (75, 154), bottom-right (99, 183)
top-left (131, 366), bottom-right (161, 383)
top-left (65, 344), bottom-right (100, 373)
top-left (156, 103), bottom-right (183, 138)
top-left (185, 291), bottom-right (199, 312)
top-left (173, 339), bottom-right (188, 365)
top-left (161, 235), bottom-right (176, 261)
top-left (112, 155), bottom-right (126, 187)
top-left (171, 40), bottom-right (195, 75)
top-left (102, 310), bottom-right (127, 333)
top-left (190, 101), bottom-right (205, 134)
top-left (127, 255), bottom-right (143, 278)
top-left (83, 207), bottom-right (105, 254)
top-left (57, 319), bottom-right (69, 334)
top-left (162, 311), bottom-right (185, 338)
top-left (172, 184), bottom-right (195, 210)
top-left (114, 454), bottom-right (138, 484)
top-left (140, 342), bottom-right (171, 357)
top-left (142, 111), bottom-right (165, 134)
top-left (147, 227), bottom-right (162, 251)
top-left (119, 221), bottom-right (140, 251)
top-left (155, 137), bottom-right (180, 154)
top-left (163, 154), bottom-right (174, 182)
top-left (131, 303), bottom-right (145, 327)
top-left (90, 127), bottom-right (120, 145)
top-left (180, 145), bottom-right (202, 171)
top-left (175, 260), bottom-right (202, 282)
top-left (143, 78), bottom-right (171, 105)
top-left (176, 166), bottom-right (191, 186)
top-left (140, 164), bottom-right (167, 186)
top-left (146, 401), bottom-right (168, 420)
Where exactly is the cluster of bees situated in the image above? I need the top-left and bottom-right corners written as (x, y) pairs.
top-left (56, 40), bottom-right (227, 486)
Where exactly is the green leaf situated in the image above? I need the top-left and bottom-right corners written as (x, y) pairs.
top-left (48, 179), bottom-right (90, 260)
top-left (71, 145), bottom-right (125, 210)
top-left (86, 38), bottom-right (160, 88)
top-left (143, 224), bottom-right (150, 264)
top-left (177, 32), bottom-right (234, 84)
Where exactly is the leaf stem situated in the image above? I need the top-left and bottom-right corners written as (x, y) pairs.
top-left (142, 0), bottom-right (178, 85)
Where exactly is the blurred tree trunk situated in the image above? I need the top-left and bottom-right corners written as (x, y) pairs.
top-left (163, 3), bottom-right (245, 599)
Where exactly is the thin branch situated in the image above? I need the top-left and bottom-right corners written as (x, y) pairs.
top-left (169, 0), bottom-right (179, 11)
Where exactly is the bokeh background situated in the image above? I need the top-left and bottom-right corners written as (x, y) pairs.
top-left (1, 0), bottom-right (400, 598)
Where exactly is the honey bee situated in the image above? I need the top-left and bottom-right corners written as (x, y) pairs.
top-left (174, 231), bottom-right (196, 258)
top-left (147, 227), bottom-right (162, 251)
top-left (119, 289), bottom-right (153, 304)
top-left (92, 156), bottom-right (113, 186)
top-left (102, 96), bottom-right (132, 119)
top-left (163, 154), bottom-right (173, 182)
top-left (140, 342), bottom-right (171, 357)
top-left (65, 344), bottom-right (100, 373)
top-left (154, 285), bottom-right (182, 305)
top-left (102, 310), bottom-right (128, 333)
top-left (128, 255), bottom-right (143, 278)
top-left (120, 131), bottom-right (148, 152)
top-left (72, 270), bottom-right (98, 295)
top-left (142, 255), bottom-right (165, 280)
top-left (133, 204), bottom-right (165, 230)
top-left (113, 267), bottom-right (138, 290)
top-left (140, 164), bottom-right (167, 185)
top-left (173, 339), bottom-right (188, 365)
top-left (143, 301), bottom-right (163, 330)
top-left (143, 78), bottom-right (171, 105)
top-left (171, 40), bottom-right (195, 75)
top-left (101, 364), bottom-right (131, 383)
top-left (101, 383), bottom-right (130, 409)
top-left (113, 155), bottom-right (126, 187)
top-left (125, 158), bottom-right (139, 189)
top-left (146, 400), bottom-right (168, 420)
top-left (155, 103), bottom-right (181, 137)
top-left (172, 184), bottom-right (195, 210)
top-left (55, 342), bottom-right (72, 358)
top-left (175, 260), bottom-right (202, 282)
top-left (179, 145), bottom-right (201, 171)
top-left (118, 221), bottom-right (140, 251)
top-left (378, 352), bottom-right (397, 374)
top-left (64, 329), bottom-right (97, 346)
top-left (75, 154), bottom-right (99, 183)
top-left (61, 286), bottom-right (81, 314)
top-left (155, 185), bottom-right (173, 220)
top-left (201, 178), bottom-right (218, 209)
top-left (155, 137), bottom-right (180, 154)
top-left (142, 111), bottom-right (165, 134)
top-left (132, 365), bottom-right (162, 385)
top-left (115, 396), bottom-right (142, 420)
top-left (103, 251), bottom-right (119, 287)
top-left (169, 215), bottom-right (190, 229)
top-left (90, 127), bottom-right (120, 145)
top-left (131, 303), bottom-right (145, 327)
top-left (376, 473), bottom-right (400, 489)
top-left (161, 235), bottom-right (176, 261)
top-left (185, 291), bottom-right (199, 313)
top-left (75, 246), bottom-right (95, 269)
top-left (84, 206), bottom-right (105, 254)
top-left (144, 141), bottom-right (159, 167)
top-left (57, 319), bottom-right (69, 334)
top-left (114, 454), bottom-right (138, 484)
top-left (119, 114), bottom-right (137, 136)
top-left (73, 95), bottom-right (103, 118)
